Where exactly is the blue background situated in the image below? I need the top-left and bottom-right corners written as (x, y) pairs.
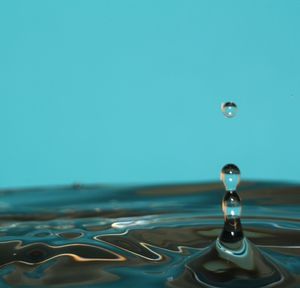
top-left (1, 0), bottom-right (300, 188)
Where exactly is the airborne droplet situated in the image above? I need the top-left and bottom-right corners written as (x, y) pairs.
top-left (220, 164), bottom-right (241, 191)
top-left (221, 102), bottom-right (238, 118)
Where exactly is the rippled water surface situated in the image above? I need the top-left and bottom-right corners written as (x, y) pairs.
top-left (0, 182), bottom-right (299, 287)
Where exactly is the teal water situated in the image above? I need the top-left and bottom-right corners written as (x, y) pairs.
top-left (0, 182), bottom-right (299, 287)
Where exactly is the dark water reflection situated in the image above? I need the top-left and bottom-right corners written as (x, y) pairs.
top-left (0, 182), bottom-right (299, 287)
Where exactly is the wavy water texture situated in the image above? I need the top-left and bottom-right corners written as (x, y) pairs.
top-left (0, 182), bottom-right (299, 287)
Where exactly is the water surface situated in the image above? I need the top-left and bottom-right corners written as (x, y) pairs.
top-left (0, 181), bottom-right (299, 287)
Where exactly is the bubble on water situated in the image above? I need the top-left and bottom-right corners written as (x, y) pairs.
top-left (220, 164), bottom-right (240, 191)
top-left (221, 102), bottom-right (238, 118)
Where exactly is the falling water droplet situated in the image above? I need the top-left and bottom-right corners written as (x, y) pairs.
top-left (221, 102), bottom-right (238, 118)
top-left (220, 163), bottom-right (241, 191)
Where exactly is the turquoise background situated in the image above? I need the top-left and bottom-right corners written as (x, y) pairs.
top-left (0, 0), bottom-right (300, 188)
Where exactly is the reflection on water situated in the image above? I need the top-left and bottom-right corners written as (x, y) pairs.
top-left (0, 182), bottom-right (299, 287)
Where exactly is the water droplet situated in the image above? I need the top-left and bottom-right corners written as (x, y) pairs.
top-left (222, 191), bottom-right (242, 219)
top-left (221, 102), bottom-right (238, 118)
top-left (220, 164), bottom-right (240, 191)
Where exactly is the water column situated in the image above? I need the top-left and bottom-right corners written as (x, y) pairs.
top-left (219, 163), bottom-right (244, 244)
top-left (174, 102), bottom-right (286, 288)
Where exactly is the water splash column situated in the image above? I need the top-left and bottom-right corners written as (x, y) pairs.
top-left (219, 164), bottom-right (244, 243)
top-left (220, 102), bottom-right (244, 243)
top-left (170, 101), bottom-right (286, 288)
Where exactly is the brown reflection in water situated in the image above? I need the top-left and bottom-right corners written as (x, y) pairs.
top-left (96, 227), bottom-right (221, 263)
top-left (0, 241), bottom-right (125, 268)
top-left (242, 186), bottom-right (300, 206)
top-left (0, 182), bottom-right (299, 287)
top-left (137, 182), bottom-right (256, 196)
top-left (96, 235), bottom-right (163, 261)
top-left (3, 256), bottom-right (120, 287)
top-left (166, 268), bottom-right (199, 288)
top-left (57, 232), bottom-right (84, 240)
top-left (98, 223), bottom-right (300, 257)
top-left (0, 210), bottom-right (171, 222)
top-left (0, 223), bottom-right (296, 271)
